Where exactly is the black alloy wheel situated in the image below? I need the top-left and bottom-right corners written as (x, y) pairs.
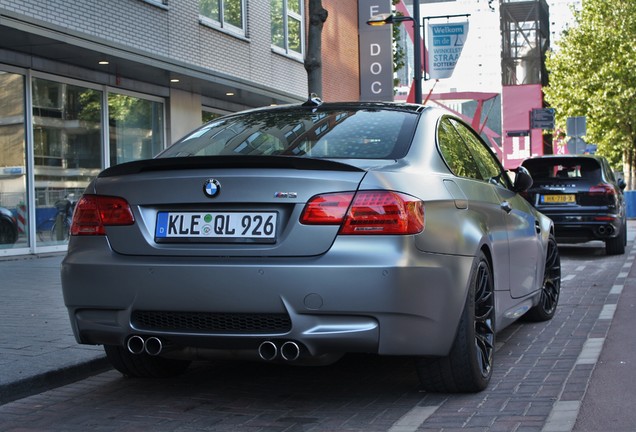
top-left (525, 234), bottom-right (560, 321)
top-left (474, 259), bottom-right (495, 378)
top-left (415, 251), bottom-right (495, 393)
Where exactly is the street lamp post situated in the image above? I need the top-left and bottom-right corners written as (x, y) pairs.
top-left (367, 7), bottom-right (423, 104)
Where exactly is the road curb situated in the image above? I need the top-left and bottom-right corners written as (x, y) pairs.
top-left (0, 356), bottom-right (111, 405)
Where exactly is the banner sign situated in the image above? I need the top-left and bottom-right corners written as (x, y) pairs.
top-left (358, 0), bottom-right (393, 101)
top-left (427, 21), bottom-right (469, 79)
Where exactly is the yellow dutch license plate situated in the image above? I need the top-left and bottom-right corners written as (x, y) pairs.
top-left (541, 194), bottom-right (575, 204)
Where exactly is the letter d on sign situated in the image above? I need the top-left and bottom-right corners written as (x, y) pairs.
top-left (370, 43), bottom-right (381, 56)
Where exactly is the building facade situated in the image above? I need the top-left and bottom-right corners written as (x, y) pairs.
top-left (0, 0), bottom-right (361, 257)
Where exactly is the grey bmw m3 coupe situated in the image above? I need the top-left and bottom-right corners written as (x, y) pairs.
top-left (61, 100), bottom-right (560, 393)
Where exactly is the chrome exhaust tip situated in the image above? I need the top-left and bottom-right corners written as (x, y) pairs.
top-left (144, 337), bottom-right (163, 356)
top-left (280, 341), bottom-right (300, 361)
top-left (258, 341), bottom-right (278, 361)
top-left (126, 335), bottom-right (145, 355)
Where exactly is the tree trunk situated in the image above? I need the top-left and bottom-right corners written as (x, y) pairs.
top-left (305, 0), bottom-right (328, 99)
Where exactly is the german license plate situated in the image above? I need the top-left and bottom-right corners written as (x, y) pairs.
top-left (155, 211), bottom-right (277, 241)
top-left (541, 194), bottom-right (575, 204)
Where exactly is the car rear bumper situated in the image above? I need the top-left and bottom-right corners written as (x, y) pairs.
top-left (62, 236), bottom-right (474, 358)
top-left (546, 213), bottom-right (625, 243)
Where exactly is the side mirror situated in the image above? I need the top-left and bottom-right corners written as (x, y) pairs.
top-left (513, 165), bottom-right (533, 193)
top-left (618, 178), bottom-right (627, 190)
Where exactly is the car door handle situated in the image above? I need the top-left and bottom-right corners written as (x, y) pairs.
top-left (500, 201), bottom-right (512, 213)
top-left (535, 220), bottom-right (541, 234)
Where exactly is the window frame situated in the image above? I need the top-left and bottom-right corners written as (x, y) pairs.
top-left (140, 0), bottom-right (169, 10)
top-left (449, 118), bottom-right (511, 189)
top-left (271, 0), bottom-right (305, 60)
top-left (437, 117), bottom-right (481, 180)
top-left (199, 0), bottom-right (247, 38)
top-left (437, 116), bottom-right (511, 189)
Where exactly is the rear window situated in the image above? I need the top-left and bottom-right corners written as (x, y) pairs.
top-left (160, 108), bottom-right (418, 160)
top-left (522, 158), bottom-right (602, 183)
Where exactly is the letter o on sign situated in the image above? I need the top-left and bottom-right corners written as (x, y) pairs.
top-left (370, 62), bottom-right (382, 75)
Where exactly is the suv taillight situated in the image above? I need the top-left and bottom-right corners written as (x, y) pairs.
top-left (71, 195), bottom-right (135, 236)
top-left (300, 191), bottom-right (424, 235)
top-left (589, 184), bottom-right (615, 195)
top-left (588, 184), bottom-right (618, 206)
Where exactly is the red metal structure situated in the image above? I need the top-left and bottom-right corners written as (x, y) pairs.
top-left (393, 0), bottom-right (552, 169)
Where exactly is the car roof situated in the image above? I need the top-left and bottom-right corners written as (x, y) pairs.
top-left (225, 101), bottom-right (428, 117)
top-left (523, 154), bottom-right (605, 162)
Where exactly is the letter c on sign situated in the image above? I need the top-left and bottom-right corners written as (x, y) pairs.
top-left (371, 82), bottom-right (382, 94)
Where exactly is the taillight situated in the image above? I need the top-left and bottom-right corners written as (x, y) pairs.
top-left (300, 191), bottom-right (424, 235)
top-left (589, 184), bottom-right (615, 195)
top-left (70, 194), bottom-right (135, 236)
top-left (299, 192), bottom-right (355, 225)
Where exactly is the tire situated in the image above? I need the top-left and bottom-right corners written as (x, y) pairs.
top-left (525, 234), bottom-right (561, 322)
top-left (415, 251), bottom-right (495, 393)
top-left (0, 219), bottom-right (18, 244)
top-left (605, 224), bottom-right (626, 255)
top-left (104, 345), bottom-right (191, 378)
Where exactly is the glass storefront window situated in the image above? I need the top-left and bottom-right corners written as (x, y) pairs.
top-left (1, 72), bottom-right (166, 254)
top-left (109, 93), bottom-right (164, 166)
top-left (32, 78), bottom-right (102, 246)
top-left (0, 72), bottom-right (27, 251)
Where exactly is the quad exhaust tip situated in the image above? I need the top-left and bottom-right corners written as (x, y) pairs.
top-left (127, 337), bottom-right (301, 361)
top-left (126, 335), bottom-right (145, 355)
top-left (126, 335), bottom-right (164, 356)
top-left (144, 337), bottom-right (163, 356)
top-left (281, 341), bottom-right (300, 361)
top-left (258, 340), bottom-right (301, 362)
top-left (258, 341), bottom-right (278, 361)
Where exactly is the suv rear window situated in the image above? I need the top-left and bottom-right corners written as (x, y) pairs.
top-left (522, 158), bottom-right (602, 183)
top-left (160, 108), bottom-right (418, 160)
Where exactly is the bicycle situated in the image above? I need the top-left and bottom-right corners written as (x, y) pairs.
top-left (37, 197), bottom-right (75, 242)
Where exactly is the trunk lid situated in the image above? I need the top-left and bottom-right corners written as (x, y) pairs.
top-left (92, 156), bottom-right (368, 257)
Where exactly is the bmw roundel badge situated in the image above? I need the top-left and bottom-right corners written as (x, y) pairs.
top-left (203, 179), bottom-right (221, 198)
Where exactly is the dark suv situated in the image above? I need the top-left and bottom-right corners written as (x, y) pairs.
top-left (521, 155), bottom-right (627, 255)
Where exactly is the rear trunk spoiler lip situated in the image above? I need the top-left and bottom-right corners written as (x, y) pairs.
top-left (99, 156), bottom-right (366, 178)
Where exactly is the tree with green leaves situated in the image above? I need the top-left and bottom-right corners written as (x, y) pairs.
top-left (543, 0), bottom-right (636, 188)
top-left (392, 0), bottom-right (406, 88)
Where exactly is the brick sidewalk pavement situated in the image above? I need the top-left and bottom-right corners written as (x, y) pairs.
top-left (0, 254), bottom-right (108, 404)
